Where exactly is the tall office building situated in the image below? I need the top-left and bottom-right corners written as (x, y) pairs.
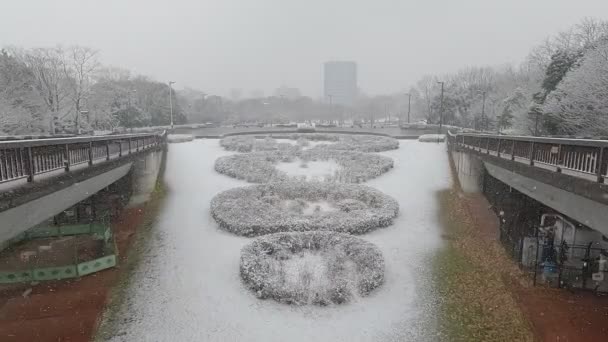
top-left (323, 61), bottom-right (357, 106)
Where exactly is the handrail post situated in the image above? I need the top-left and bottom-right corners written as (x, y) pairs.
top-left (64, 144), bottom-right (70, 172)
top-left (511, 140), bottom-right (516, 161)
top-left (597, 147), bottom-right (605, 183)
top-left (486, 137), bottom-right (490, 155)
top-left (25, 147), bottom-right (35, 182)
top-left (88, 142), bottom-right (93, 166)
top-left (529, 142), bottom-right (535, 166)
top-left (105, 141), bottom-right (110, 161)
top-left (128, 138), bottom-right (132, 155)
top-left (118, 141), bottom-right (123, 157)
top-left (556, 145), bottom-right (563, 173)
top-left (497, 138), bottom-right (502, 158)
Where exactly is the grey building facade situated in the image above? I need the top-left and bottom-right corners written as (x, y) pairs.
top-left (323, 61), bottom-right (357, 106)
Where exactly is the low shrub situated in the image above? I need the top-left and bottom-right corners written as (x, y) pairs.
top-left (210, 181), bottom-right (399, 237)
top-left (214, 149), bottom-right (394, 183)
top-left (166, 134), bottom-right (194, 143)
top-left (219, 133), bottom-right (399, 152)
top-left (219, 136), bottom-right (298, 152)
top-left (240, 231), bottom-right (385, 305)
top-left (418, 134), bottom-right (446, 142)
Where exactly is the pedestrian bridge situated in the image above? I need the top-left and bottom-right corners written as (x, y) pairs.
top-left (448, 131), bottom-right (608, 236)
top-left (0, 132), bottom-right (164, 244)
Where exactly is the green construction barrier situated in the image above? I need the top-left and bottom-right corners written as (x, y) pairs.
top-left (58, 224), bottom-right (92, 235)
top-left (91, 223), bottom-right (110, 238)
top-left (77, 254), bottom-right (116, 276)
top-left (32, 265), bottom-right (78, 281)
top-left (24, 223), bottom-right (110, 239)
top-left (26, 226), bottom-right (60, 238)
top-left (0, 270), bottom-right (33, 284)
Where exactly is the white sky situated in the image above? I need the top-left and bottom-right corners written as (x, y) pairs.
top-left (2, 0), bottom-right (608, 98)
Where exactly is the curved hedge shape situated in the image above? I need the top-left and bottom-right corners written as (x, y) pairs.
top-left (418, 134), bottom-right (446, 142)
top-left (210, 182), bottom-right (399, 237)
top-left (167, 134), bottom-right (194, 143)
top-left (219, 133), bottom-right (399, 152)
top-left (240, 231), bottom-right (385, 305)
top-left (214, 149), bottom-right (394, 183)
top-left (219, 136), bottom-right (299, 152)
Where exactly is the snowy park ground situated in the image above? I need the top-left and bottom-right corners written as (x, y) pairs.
top-left (102, 138), bottom-right (452, 342)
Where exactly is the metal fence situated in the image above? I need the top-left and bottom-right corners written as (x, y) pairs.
top-left (447, 131), bottom-right (608, 183)
top-left (0, 132), bottom-right (165, 184)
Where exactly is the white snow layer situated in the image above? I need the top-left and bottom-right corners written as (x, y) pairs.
top-left (103, 139), bottom-right (452, 342)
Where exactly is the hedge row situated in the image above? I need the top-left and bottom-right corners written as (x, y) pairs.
top-left (214, 148), bottom-right (394, 183)
top-left (219, 133), bottom-right (399, 153)
top-left (210, 181), bottom-right (399, 237)
top-left (240, 231), bottom-right (385, 305)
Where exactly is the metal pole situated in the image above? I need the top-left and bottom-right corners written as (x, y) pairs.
top-left (481, 91), bottom-right (486, 131)
top-left (168, 81), bottom-right (175, 130)
top-left (407, 93), bottom-right (411, 124)
top-left (327, 95), bottom-right (333, 125)
top-left (437, 81), bottom-right (444, 134)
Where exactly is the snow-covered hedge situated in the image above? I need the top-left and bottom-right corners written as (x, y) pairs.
top-left (167, 134), bottom-right (194, 143)
top-left (418, 134), bottom-right (446, 142)
top-left (210, 181), bottom-right (399, 237)
top-left (214, 149), bottom-right (394, 183)
top-left (291, 133), bottom-right (399, 152)
top-left (240, 231), bottom-right (385, 305)
top-left (220, 135), bottom-right (299, 152)
top-left (219, 133), bottom-right (399, 152)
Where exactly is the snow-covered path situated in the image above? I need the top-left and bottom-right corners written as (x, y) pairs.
top-left (106, 139), bottom-right (452, 342)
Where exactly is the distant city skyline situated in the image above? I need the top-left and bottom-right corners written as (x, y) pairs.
top-left (2, 0), bottom-right (608, 98)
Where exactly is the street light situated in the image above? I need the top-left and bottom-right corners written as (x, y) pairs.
top-left (437, 81), bottom-right (445, 134)
top-left (168, 81), bottom-right (175, 130)
top-left (327, 94), bottom-right (333, 125)
top-left (479, 90), bottom-right (487, 131)
top-left (404, 93), bottom-right (412, 125)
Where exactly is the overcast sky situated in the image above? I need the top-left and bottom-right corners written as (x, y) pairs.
top-left (2, 0), bottom-right (608, 98)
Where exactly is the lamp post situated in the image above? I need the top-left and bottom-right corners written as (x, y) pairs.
top-left (404, 93), bottom-right (411, 124)
top-left (437, 81), bottom-right (444, 134)
top-left (168, 81), bottom-right (175, 130)
top-left (327, 94), bottom-right (333, 125)
top-left (480, 90), bottom-right (487, 131)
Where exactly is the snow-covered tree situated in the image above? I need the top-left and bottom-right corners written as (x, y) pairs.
top-left (543, 40), bottom-right (608, 136)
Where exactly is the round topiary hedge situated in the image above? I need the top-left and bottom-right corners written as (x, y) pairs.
top-left (219, 133), bottom-right (399, 153)
top-left (210, 182), bottom-right (399, 237)
top-left (167, 134), bottom-right (194, 143)
top-left (214, 149), bottom-right (394, 183)
top-left (219, 135), bottom-right (299, 152)
top-left (240, 231), bottom-right (385, 305)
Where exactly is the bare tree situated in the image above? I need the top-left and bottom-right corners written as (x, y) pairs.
top-left (61, 46), bottom-right (99, 133)
top-left (9, 46), bottom-right (69, 134)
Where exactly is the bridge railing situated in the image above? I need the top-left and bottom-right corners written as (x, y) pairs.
top-left (447, 131), bottom-right (608, 183)
top-left (0, 132), bottom-right (165, 184)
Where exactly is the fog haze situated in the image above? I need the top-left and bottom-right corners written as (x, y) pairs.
top-left (2, 0), bottom-right (608, 97)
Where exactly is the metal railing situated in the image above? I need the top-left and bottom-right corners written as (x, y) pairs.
top-left (0, 132), bottom-right (165, 185)
top-left (447, 131), bottom-right (608, 183)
